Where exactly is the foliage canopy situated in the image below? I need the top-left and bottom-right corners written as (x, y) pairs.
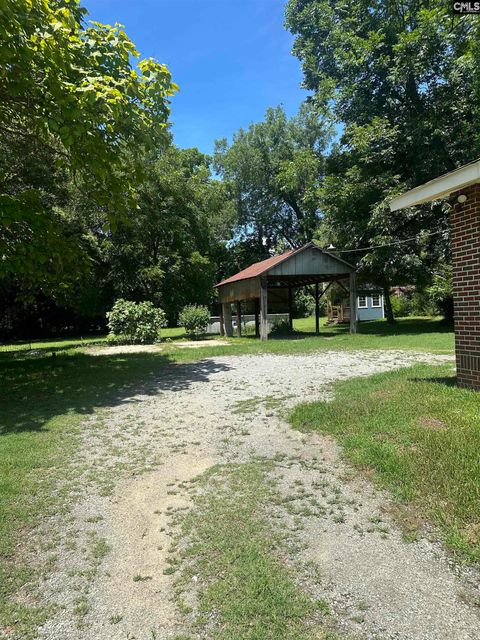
top-left (0, 0), bottom-right (177, 291)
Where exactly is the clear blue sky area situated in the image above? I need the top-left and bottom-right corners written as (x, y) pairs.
top-left (83, 0), bottom-right (308, 155)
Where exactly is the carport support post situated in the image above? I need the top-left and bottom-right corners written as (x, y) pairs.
top-left (288, 286), bottom-right (293, 331)
top-left (254, 298), bottom-right (260, 338)
top-left (222, 302), bottom-right (233, 337)
top-left (236, 301), bottom-right (242, 337)
top-left (219, 305), bottom-right (225, 336)
top-left (349, 272), bottom-right (357, 334)
top-left (260, 277), bottom-right (268, 341)
top-left (315, 282), bottom-right (320, 335)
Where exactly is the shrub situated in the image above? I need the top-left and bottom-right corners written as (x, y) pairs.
top-left (270, 318), bottom-right (294, 336)
top-left (292, 290), bottom-right (315, 318)
top-left (426, 266), bottom-right (454, 323)
top-left (106, 299), bottom-right (166, 344)
top-left (391, 291), bottom-right (437, 318)
top-left (179, 304), bottom-right (210, 338)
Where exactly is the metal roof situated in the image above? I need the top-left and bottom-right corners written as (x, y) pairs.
top-left (215, 248), bottom-right (297, 287)
top-left (215, 243), bottom-right (353, 287)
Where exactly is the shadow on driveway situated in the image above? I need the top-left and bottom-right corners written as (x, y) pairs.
top-left (0, 351), bottom-right (231, 435)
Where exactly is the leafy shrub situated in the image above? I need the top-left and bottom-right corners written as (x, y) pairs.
top-left (107, 299), bottom-right (166, 344)
top-left (391, 291), bottom-right (437, 318)
top-left (390, 294), bottom-right (409, 317)
top-left (269, 318), bottom-right (294, 336)
top-left (292, 290), bottom-right (315, 318)
top-left (179, 304), bottom-right (210, 338)
top-left (426, 266), bottom-right (454, 323)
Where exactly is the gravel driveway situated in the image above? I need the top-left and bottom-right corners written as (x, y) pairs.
top-left (36, 350), bottom-right (479, 640)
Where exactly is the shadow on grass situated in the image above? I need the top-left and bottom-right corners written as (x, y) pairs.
top-left (242, 331), bottom-right (340, 340)
top-left (409, 375), bottom-right (459, 388)
top-left (356, 318), bottom-right (453, 337)
top-left (0, 350), bottom-right (232, 436)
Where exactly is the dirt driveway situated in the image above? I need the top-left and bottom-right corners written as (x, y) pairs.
top-left (37, 350), bottom-right (479, 640)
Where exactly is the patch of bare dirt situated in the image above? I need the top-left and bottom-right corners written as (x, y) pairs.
top-left (418, 416), bottom-right (448, 430)
top-left (89, 339), bottom-right (230, 356)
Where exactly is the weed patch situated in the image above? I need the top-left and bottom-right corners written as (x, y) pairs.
top-left (169, 462), bottom-right (341, 639)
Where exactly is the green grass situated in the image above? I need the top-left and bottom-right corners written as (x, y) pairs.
top-left (290, 362), bottom-right (480, 563)
top-left (0, 316), bottom-right (454, 356)
top-left (172, 462), bottom-right (339, 639)
top-left (0, 326), bottom-right (186, 353)
top-left (293, 315), bottom-right (453, 353)
top-left (0, 317), bottom-right (455, 634)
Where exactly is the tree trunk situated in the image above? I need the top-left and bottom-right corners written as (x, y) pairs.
top-left (383, 285), bottom-right (395, 324)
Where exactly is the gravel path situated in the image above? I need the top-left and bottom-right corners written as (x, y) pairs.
top-left (36, 350), bottom-right (480, 640)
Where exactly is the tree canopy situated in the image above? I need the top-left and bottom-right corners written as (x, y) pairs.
top-left (99, 147), bottom-right (233, 324)
top-left (1, 0), bottom-right (472, 337)
top-left (285, 0), bottom-right (480, 319)
top-left (0, 0), bottom-right (177, 291)
top-left (214, 104), bottom-right (331, 265)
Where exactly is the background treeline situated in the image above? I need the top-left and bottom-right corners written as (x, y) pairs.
top-left (2, 0), bottom-right (480, 339)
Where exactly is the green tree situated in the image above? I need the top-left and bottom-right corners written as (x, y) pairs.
top-left (286, 0), bottom-right (480, 321)
top-left (0, 0), bottom-right (177, 289)
top-left (214, 104), bottom-right (331, 263)
top-left (99, 147), bottom-right (233, 324)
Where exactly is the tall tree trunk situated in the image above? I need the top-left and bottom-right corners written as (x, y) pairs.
top-left (383, 285), bottom-right (395, 324)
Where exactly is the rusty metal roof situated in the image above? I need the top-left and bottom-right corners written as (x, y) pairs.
top-left (215, 243), bottom-right (355, 288)
top-left (215, 246), bottom-right (305, 287)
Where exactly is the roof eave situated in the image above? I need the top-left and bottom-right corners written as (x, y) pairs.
top-left (214, 242), bottom-right (355, 288)
top-left (215, 244), bottom-right (309, 288)
top-left (390, 160), bottom-right (480, 211)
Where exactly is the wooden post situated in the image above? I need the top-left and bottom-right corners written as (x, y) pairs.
top-left (288, 287), bottom-right (293, 331)
top-left (254, 298), bottom-right (260, 338)
top-left (236, 301), bottom-right (242, 338)
top-left (222, 302), bottom-right (233, 337)
top-left (219, 304), bottom-right (225, 336)
top-left (349, 272), bottom-right (357, 334)
top-left (315, 282), bottom-right (320, 335)
top-left (260, 278), bottom-right (268, 341)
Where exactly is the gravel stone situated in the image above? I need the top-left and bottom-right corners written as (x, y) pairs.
top-left (35, 350), bottom-right (480, 640)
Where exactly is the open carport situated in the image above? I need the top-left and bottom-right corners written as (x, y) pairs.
top-left (215, 243), bottom-right (357, 340)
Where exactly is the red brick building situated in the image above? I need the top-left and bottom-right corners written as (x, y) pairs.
top-left (390, 160), bottom-right (480, 389)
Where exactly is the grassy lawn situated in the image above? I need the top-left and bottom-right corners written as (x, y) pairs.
top-left (0, 317), bottom-right (456, 633)
top-left (0, 317), bottom-right (454, 356)
top-left (172, 462), bottom-right (338, 639)
top-left (290, 362), bottom-right (480, 563)
top-left (0, 326), bottom-right (186, 354)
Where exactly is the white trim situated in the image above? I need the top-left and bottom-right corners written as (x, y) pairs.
top-left (389, 159), bottom-right (480, 211)
top-left (371, 293), bottom-right (382, 308)
top-left (357, 294), bottom-right (367, 308)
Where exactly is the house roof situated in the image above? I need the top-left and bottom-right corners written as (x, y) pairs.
top-left (215, 243), bottom-right (354, 288)
top-left (390, 158), bottom-right (480, 211)
top-left (216, 248), bottom-right (297, 287)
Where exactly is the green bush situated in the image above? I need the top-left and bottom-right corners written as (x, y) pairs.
top-left (179, 304), bottom-right (210, 338)
top-left (426, 266), bottom-right (454, 323)
top-left (391, 291), bottom-right (437, 318)
top-left (270, 318), bottom-right (294, 336)
top-left (106, 299), bottom-right (166, 344)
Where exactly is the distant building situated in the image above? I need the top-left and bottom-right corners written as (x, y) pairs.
top-left (327, 286), bottom-right (384, 323)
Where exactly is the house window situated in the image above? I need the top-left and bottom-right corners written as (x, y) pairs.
top-left (358, 295), bottom-right (367, 308)
top-left (371, 294), bottom-right (382, 308)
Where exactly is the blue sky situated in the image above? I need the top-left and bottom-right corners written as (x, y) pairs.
top-left (83, 0), bottom-right (308, 155)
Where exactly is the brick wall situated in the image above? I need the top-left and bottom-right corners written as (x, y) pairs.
top-left (451, 183), bottom-right (480, 389)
